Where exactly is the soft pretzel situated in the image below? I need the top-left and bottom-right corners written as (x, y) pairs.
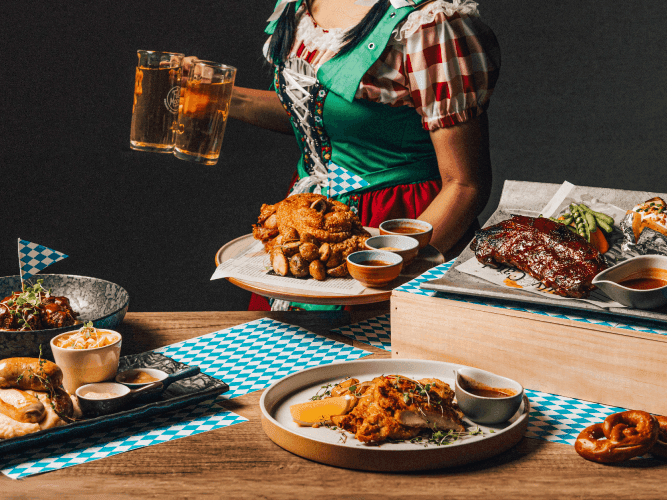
top-left (575, 411), bottom-right (659, 463)
top-left (650, 415), bottom-right (667, 459)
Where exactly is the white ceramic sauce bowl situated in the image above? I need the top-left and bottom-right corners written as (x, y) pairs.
top-left (592, 255), bottom-right (667, 309)
top-left (455, 367), bottom-right (524, 425)
top-left (50, 329), bottom-right (122, 394)
top-left (364, 235), bottom-right (419, 265)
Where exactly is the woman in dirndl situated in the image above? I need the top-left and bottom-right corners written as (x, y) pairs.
top-left (230, 0), bottom-right (500, 311)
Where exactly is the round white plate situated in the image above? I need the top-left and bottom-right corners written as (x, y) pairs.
top-left (215, 229), bottom-right (444, 305)
top-left (260, 358), bottom-right (529, 471)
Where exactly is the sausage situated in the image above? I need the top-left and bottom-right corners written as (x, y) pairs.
top-left (327, 263), bottom-right (349, 278)
top-left (0, 388), bottom-right (46, 423)
top-left (270, 249), bottom-right (289, 276)
top-left (0, 357), bottom-right (63, 391)
top-left (281, 241), bottom-right (301, 257)
top-left (289, 254), bottom-right (310, 278)
top-left (319, 243), bottom-right (331, 262)
top-left (299, 243), bottom-right (320, 261)
top-left (309, 260), bottom-right (326, 281)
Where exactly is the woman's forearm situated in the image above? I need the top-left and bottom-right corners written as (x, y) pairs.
top-left (418, 179), bottom-right (488, 255)
top-left (230, 86), bottom-right (294, 135)
top-left (420, 114), bottom-right (492, 255)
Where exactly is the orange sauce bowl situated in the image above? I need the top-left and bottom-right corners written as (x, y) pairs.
top-left (346, 250), bottom-right (403, 288)
top-left (378, 219), bottom-right (433, 249)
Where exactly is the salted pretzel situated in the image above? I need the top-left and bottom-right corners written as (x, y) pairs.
top-left (575, 410), bottom-right (659, 463)
top-left (650, 415), bottom-right (667, 459)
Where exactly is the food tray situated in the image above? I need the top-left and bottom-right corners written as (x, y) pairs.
top-left (421, 181), bottom-right (667, 324)
top-left (0, 352), bottom-right (229, 454)
top-left (215, 229), bottom-right (444, 305)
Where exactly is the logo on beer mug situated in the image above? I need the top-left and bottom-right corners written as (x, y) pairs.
top-left (164, 86), bottom-right (180, 114)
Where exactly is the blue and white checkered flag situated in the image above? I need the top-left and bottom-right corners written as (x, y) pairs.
top-left (17, 239), bottom-right (68, 281)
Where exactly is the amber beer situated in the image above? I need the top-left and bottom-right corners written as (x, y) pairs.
top-left (174, 61), bottom-right (236, 165)
top-left (130, 50), bottom-right (184, 153)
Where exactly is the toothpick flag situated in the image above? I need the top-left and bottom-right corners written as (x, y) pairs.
top-left (17, 239), bottom-right (68, 281)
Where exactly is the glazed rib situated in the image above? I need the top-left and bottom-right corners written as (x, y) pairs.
top-left (470, 216), bottom-right (607, 298)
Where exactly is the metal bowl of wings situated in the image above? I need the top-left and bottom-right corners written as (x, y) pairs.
top-left (0, 275), bottom-right (129, 360)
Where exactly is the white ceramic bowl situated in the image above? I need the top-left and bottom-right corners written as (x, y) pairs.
top-left (50, 329), bottom-right (122, 394)
top-left (592, 255), bottom-right (667, 309)
top-left (365, 235), bottom-right (419, 264)
top-left (455, 367), bottom-right (524, 425)
top-left (346, 250), bottom-right (403, 288)
top-left (378, 219), bottom-right (433, 249)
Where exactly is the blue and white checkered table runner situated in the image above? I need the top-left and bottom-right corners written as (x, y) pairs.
top-left (0, 318), bottom-right (369, 479)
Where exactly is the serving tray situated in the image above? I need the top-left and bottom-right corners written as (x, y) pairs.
top-left (421, 181), bottom-right (667, 324)
top-left (215, 229), bottom-right (444, 305)
top-left (0, 352), bottom-right (229, 454)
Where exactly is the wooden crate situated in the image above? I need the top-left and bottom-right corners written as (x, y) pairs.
top-left (391, 289), bottom-right (667, 415)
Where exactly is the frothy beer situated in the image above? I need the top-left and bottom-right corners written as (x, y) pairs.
top-left (130, 51), bottom-right (184, 153)
top-left (173, 61), bottom-right (236, 166)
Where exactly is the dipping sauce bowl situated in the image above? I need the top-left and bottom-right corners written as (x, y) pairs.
top-left (346, 250), bottom-right (403, 288)
top-left (379, 219), bottom-right (433, 249)
top-left (50, 329), bottom-right (122, 394)
top-left (592, 255), bottom-right (667, 309)
top-left (115, 366), bottom-right (200, 389)
top-left (455, 367), bottom-right (524, 425)
top-left (365, 235), bottom-right (419, 265)
top-left (76, 381), bottom-right (163, 416)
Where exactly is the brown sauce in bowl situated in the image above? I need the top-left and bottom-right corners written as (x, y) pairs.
top-left (617, 268), bottom-right (667, 290)
top-left (459, 378), bottom-right (516, 398)
top-left (387, 227), bottom-right (425, 234)
top-left (358, 260), bottom-right (393, 267)
top-left (618, 277), bottom-right (667, 290)
top-left (124, 371), bottom-right (160, 384)
top-left (378, 247), bottom-right (401, 251)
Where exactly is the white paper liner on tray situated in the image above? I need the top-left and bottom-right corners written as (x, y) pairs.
top-left (210, 239), bottom-right (366, 295)
top-left (454, 181), bottom-right (632, 309)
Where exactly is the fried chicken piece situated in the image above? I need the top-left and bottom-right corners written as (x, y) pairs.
top-left (252, 194), bottom-right (371, 279)
top-left (274, 194), bottom-right (361, 243)
top-left (330, 375), bottom-right (464, 444)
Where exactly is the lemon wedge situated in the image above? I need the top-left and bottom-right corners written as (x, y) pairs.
top-left (290, 395), bottom-right (356, 426)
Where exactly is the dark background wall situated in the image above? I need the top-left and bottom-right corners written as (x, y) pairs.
top-left (2, 1), bottom-right (666, 312)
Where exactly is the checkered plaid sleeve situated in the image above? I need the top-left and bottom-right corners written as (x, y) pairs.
top-left (358, 5), bottom-right (501, 131)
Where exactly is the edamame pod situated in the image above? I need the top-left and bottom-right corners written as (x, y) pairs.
top-left (570, 204), bottom-right (589, 241)
top-left (583, 209), bottom-right (598, 234)
top-left (579, 204), bottom-right (615, 229)
top-left (595, 218), bottom-right (614, 234)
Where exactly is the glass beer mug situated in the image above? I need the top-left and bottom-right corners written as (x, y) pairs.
top-left (173, 61), bottom-right (236, 165)
top-left (130, 50), bottom-right (185, 153)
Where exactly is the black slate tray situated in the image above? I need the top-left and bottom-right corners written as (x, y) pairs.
top-left (0, 352), bottom-right (229, 454)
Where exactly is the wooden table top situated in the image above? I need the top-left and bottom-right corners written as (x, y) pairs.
top-left (2, 311), bottom-right (665, 499)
